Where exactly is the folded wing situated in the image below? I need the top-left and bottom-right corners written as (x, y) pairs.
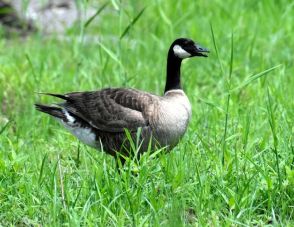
top-left (55, 88), bottom-right (156, 132)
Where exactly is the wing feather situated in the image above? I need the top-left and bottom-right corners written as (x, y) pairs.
top-left (56, 88), bottom-right (156, 132)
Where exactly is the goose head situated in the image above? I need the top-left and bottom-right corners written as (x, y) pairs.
top-left (171, 38), bottom-right (209, 59)
top-left (164, 38), bottom-right (209, 93)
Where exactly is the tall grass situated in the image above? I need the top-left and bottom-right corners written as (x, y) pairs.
top-left (0, 0), bottom-right (294, 225)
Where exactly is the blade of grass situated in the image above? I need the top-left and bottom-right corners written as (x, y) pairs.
top-left (198, 97), bottom-right (225, 113)
top-left (84, 2), bottom-right (109, 28)
top-left (210, 23), bottom-right (225, 76)
top-left (110, 0), bottom-right (119, 11)
top-left (136, 127), bottom-right (142, 152)
top-left (229, 33), bottom-right (234, 80)
top-left (158, 6), bottom-right (172, 27)
top-left (72, 186), bottom-right (83, 209)
top-left (97, 41), bottom-right (123, 68)
top-left (25, 54), bottom-right (38, 85)
top-left (230, 64), bottom-right (282, 93)
top-left (57, 154), bottom-right (67, 210)
top-left (75, 142), bottom-right (81, 167)
top-left (120, 7), bottom-right (146, 40)
top-left (222, 33), bottom-right (234, 165)
top-left (124, 128), bottom-right (136, 154)
top-left (0, 120), bottom-right (10, 135)
top-left (38, 153), bottom-right (47, 184)
top-left (242, 112), bottom-right (251, 151)
top-left (173, 11), bottom-right (193, 28)
top-left (266, 87), bottom-right (281, 188)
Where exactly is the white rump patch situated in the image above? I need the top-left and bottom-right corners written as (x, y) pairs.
top-left (61, 121), bottom-right (97, 148)
top-left (58, 109), bottom-right (97, 148)
top-left (70, 127), bottom-right (97, 148)
top-left (173, 45), bottom-right (191, 58)
top-left (62, 109), bottom-right (75, 124)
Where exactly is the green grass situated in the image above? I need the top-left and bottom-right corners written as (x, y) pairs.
top-left (1, 0), bottom-right (294, 225)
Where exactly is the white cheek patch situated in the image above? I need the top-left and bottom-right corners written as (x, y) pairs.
top-left (173, 45), bottom-right (191, 58)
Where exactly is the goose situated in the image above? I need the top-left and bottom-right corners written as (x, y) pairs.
top-left (35, 38), bottom-right (209, 164)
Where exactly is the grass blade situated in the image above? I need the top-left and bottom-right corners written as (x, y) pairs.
top-left (222, 33), bottom-right (234, 165)
top-left (158, 6), bottom-right (172, 27)
top-left (124, 128), bottom-right (136, 154)
top-left (230, 64), bottom-right (282, 92)
top-left (198, 97), bottom-right (225, 112)
top-left (57, 154), bottom-right (67, 210)
top-left (84, 2), bottom-right (109, 28)
top-left (98, 41), bottom-right (123, 67)
top-left (38, 153), bottom-right (48, 184)
top-left (229, 33), bottom-right (234, 80)
top-left (0, 120), bottom-right (10, 135)
top-left (210, 23), bottom-right (225, 76)
top-left (25, 54), bottom-right (38, 85)
top-left (72, 186), bottom-right (83, 209)
top-left (266, 87), bottom-right (281, 188)
top-left (120, 7), bottom-right (146, 40)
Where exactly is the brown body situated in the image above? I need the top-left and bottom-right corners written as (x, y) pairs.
top-left (36, 88), bottom-right (191, 159)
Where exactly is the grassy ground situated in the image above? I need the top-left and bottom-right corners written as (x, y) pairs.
top-left (0, 0), bottom-right (294, 225)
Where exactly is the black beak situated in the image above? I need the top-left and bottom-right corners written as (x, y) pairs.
top-left (193, 44), bottom-right (209, 57)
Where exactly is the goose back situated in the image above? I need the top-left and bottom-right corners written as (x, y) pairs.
top-left (60, 88), bottom-right (157, 133)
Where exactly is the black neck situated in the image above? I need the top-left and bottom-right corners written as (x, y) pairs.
top-left (164, 50), bottom-right (182, 93)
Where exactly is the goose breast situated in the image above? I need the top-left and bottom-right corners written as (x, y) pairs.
top-left (150, 90), bottom-right (191, 147)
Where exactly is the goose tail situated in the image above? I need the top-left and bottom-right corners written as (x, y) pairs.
top-left (36, 92), bottom-right (71, 101)
top-left (35, 104), bottom-right (65, 120)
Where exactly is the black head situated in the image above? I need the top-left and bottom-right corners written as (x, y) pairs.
top-left (171, 38), bottom-right (209, 59)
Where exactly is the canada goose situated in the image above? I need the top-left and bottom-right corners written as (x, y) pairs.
top-left (35, 38), bottom-right (209, 163)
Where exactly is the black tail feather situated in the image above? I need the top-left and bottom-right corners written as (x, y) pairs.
top-left (35, 104), bottom-right (65, 120)
top-left (36, 92), bottom-right (71, 101)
